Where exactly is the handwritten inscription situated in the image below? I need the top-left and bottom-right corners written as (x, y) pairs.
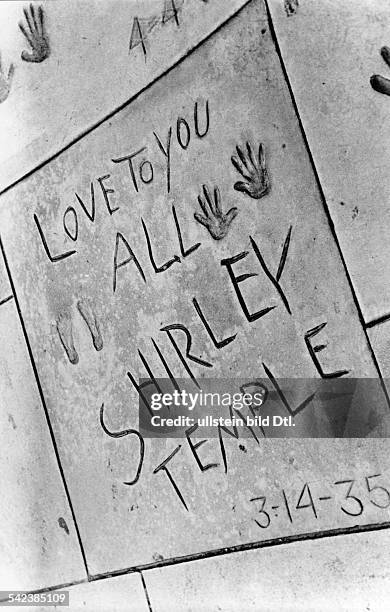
top-left (34, 98), bottom-right (210, 268)
top-left (100, 380), bottom-right (388, 513)
top-left (43, 97), bottom-right (209, 363)
top-left (129, 0), bottom-right (183, 60)
top-left (250, 474), bottom-right (390, 529)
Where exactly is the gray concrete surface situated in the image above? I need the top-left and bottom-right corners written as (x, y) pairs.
top-left (0, 0), bottom-right (248, 193)
top-left (0, 0), bottom-right (389, 609)
top-left (268, 0), bottom-right (390, 323)
top-left (144, 528), bottom-right (390, 611)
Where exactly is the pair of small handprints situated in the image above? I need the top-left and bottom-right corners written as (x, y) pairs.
top-left (0, 4), bottom-right (49, 104)
top-left (194, 142), bottom-right (269, 240)
top-left (57, 299), bottom-right (103, 365)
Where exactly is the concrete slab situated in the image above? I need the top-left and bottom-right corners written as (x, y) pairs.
top-left (0, 0), bottom-right (388, 576)
top-left (0, 300), bottom-right (87, 591)
top-left (267, 0), bottom-right (390, 323)
top-left (144, 528), bottom-right (390, 611)
top-left (0, 0), bottom-right (248, 193)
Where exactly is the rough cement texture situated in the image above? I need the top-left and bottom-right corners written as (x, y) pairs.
top-left (0, 0), bottom-right (388, 578)
top-left (0, 0), bottom-right (389, 608)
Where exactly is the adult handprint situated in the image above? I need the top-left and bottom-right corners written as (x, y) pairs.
top-left (194, 185), bottom-right (238, 240)
top-left (231, 142), bottom-right (270, 199)
top-left (19, 4), bottom-right (50, 63)
top-left (0, 53), bottom-right (14, 103)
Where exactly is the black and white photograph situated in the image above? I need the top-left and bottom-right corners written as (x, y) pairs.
top-left (0, 0), bottom-right (389, 610)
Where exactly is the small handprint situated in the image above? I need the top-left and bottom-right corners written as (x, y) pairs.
top-left (194, 185), bottom-right (238, 240)
top-left (0, 53), bottom-right (14, 103)
top-left (231, 142), bottom-right (270, 199)
top-left (19, 4), bottom-right (50, 63)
